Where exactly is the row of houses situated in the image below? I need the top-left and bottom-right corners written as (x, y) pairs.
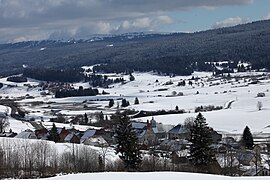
top-left (2, 116), bottom-right (270, 176)
top-left (1, 117), bottom-right (221, 149)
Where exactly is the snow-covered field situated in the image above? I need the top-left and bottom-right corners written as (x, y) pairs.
top-left (2, 71), bottom-right (270, 179)
top-left (26, 172), bottom-right (269, 180)
top-left (1, 71), bottom-right (270, 135)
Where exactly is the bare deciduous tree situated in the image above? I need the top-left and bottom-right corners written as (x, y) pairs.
top-left (0, 116), bottom-right (9, 133)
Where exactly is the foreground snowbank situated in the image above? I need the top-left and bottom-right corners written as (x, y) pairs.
top-left (27, 172), bottom-right (268, 180)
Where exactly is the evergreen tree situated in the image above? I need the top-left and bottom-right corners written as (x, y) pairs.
top-left (84, 113), bottom-right (88, 124)
top-left (99, 111), bottom-right (104, 121)
top-left (109, 99), bottom-right (114, 108)
top-left (190, 113), bottom-right (215, 166)
top-left (47, 123), bottom-right (60, 142)
top-left (129, 73), bottom-right (135, 81)
top-left (134, 97), bottom-right (139, 105)
top-left (241, 126), bottom-right (254, 149)
top-left (121, 99), bottom-right (130, 107)
top-left (115, 115), bottom-right (142, 171)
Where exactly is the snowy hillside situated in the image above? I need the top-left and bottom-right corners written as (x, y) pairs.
top-left (1, 71), bottom-right (270, 136)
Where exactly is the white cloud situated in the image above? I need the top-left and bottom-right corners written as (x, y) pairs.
top-left (157, 16), bottom-right (174, 24)
top-left (115, 16), bottom-right (174, 34)
top-left (0, 0), bottom-right (253, 42)
top-left (212, 16), bottom-right (250, 29)
top-left (132, 18), bottom-right (152, 29)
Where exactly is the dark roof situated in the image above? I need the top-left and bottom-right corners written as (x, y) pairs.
top-left (132, 122), bottom-right (146, 129)
top-left (168, 124), bottom-right (189, 134)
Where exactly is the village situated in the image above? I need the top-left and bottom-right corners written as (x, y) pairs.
top-left (1, 110), bottom-right (270, 176)
top-left (1, 69), bottom-right (270, 177)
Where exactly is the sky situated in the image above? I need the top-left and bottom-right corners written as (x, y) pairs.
top-left (0, 0), bottom-right (270, 43)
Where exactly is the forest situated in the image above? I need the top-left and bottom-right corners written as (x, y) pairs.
top-left (0, 20), bottom-right (270, 77)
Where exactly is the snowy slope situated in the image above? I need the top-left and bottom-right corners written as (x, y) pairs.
top-left (26, 172), bottom-right (269, 180)
top-left (2, 71), bottom-right (270, 135)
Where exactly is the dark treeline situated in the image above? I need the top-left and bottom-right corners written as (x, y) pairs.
top-left (23, 68), bottom-right (84, 82)
top-left (6, 76), bottom-right (27, 83)
top-left (85, 74), bottom-right (125, 87)
top-left (131, 109), bottom-right (186, 119)
top-left (55, 86), bottom-right (98, 98)
top-left (93, 57), bottom-right (194, 76)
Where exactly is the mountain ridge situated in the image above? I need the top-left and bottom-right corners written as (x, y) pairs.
top-left (0, 19), bottom-right (270, 77)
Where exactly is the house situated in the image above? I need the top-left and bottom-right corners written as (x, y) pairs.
top-left (132, 120), bottom-right (159, 147)
top-left (237, 151), bottom-right (256, 166)
top-left (80, 129), bottom-right (96, 143)
top-left (57, 127), bottom-right (70, 142)
top-left (64, 133), bottom-right (80, 144)
top-left (210, 144), bottom-right (227, 153)
top-left (132, 121), bottom-right (146, 130)
top-left (0, 131), bottom-right (17, 138)
top-left (243, 166), bottom-right (270, 176)
top-left (168, 124), bottom-right (190, 140)
top-left (131, 120), bottom-right (169, 143)
top-left (95, 128), bottom-right (113, 144)
top-left (254, 144), bottom-right (268, 153)
top-left (151, 118), bottom-right (167, 139)
top-left (159, 139), bottom-right (190, 151)
top-left (15, 130), bottom-right (37, 139)
top-left (35, 128), bottom-right (48, 140)
top-left (221, 136), bottom-right (236, 145)
top-left (0, 111), bottom-right (8, 118)
top-left (137, 126), bottom-right (158, 147)
top-left (83, 136), bottom-right (108, 147)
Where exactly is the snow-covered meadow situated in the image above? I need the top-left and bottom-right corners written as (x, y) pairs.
top-left (1, 71), bottom-right (270, 179)
top-left (1, 71), bottom-right (270, 136)
top-left (26, 172), bottom-right (269, 180)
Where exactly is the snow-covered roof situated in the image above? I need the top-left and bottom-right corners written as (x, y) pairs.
top-left (84, 136), bottom-right (108, 146)
top-left (56, 128), bottom-right (62, 134)
top-left (80, 129), bottom-right (96, 143)
top-left (15, 131), bottom-right (36, 139)
top-left (132, 122), bottom-right (146, 129)
top-left (64, 133), bottom-right (75, 142)
top-left (0, 112), bottom-right (7, 117)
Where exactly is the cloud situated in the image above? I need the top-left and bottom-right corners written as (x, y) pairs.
top-left (0, 0), bottom-right (253, 42)
top-left (156, 16), bottom-right (174, 24)
top-left (212, 16), bottom-right (250, 29)
top-left (263, 13), bottom-right (270, 20)
top-left (115, 16), bottom-right (174, 34)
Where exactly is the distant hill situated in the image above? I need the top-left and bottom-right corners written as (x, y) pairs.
top-left (0, 20), bottom-right (270, 77)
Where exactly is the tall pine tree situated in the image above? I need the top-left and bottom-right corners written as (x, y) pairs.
top-left (115, 115), bottom-right (141, 171)
top-left (47, 123), bottom-right (60, 143)
top-left (241, 126), bottom-right (254, 149)
top-left (190, 113), bottom-right (215, 166)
